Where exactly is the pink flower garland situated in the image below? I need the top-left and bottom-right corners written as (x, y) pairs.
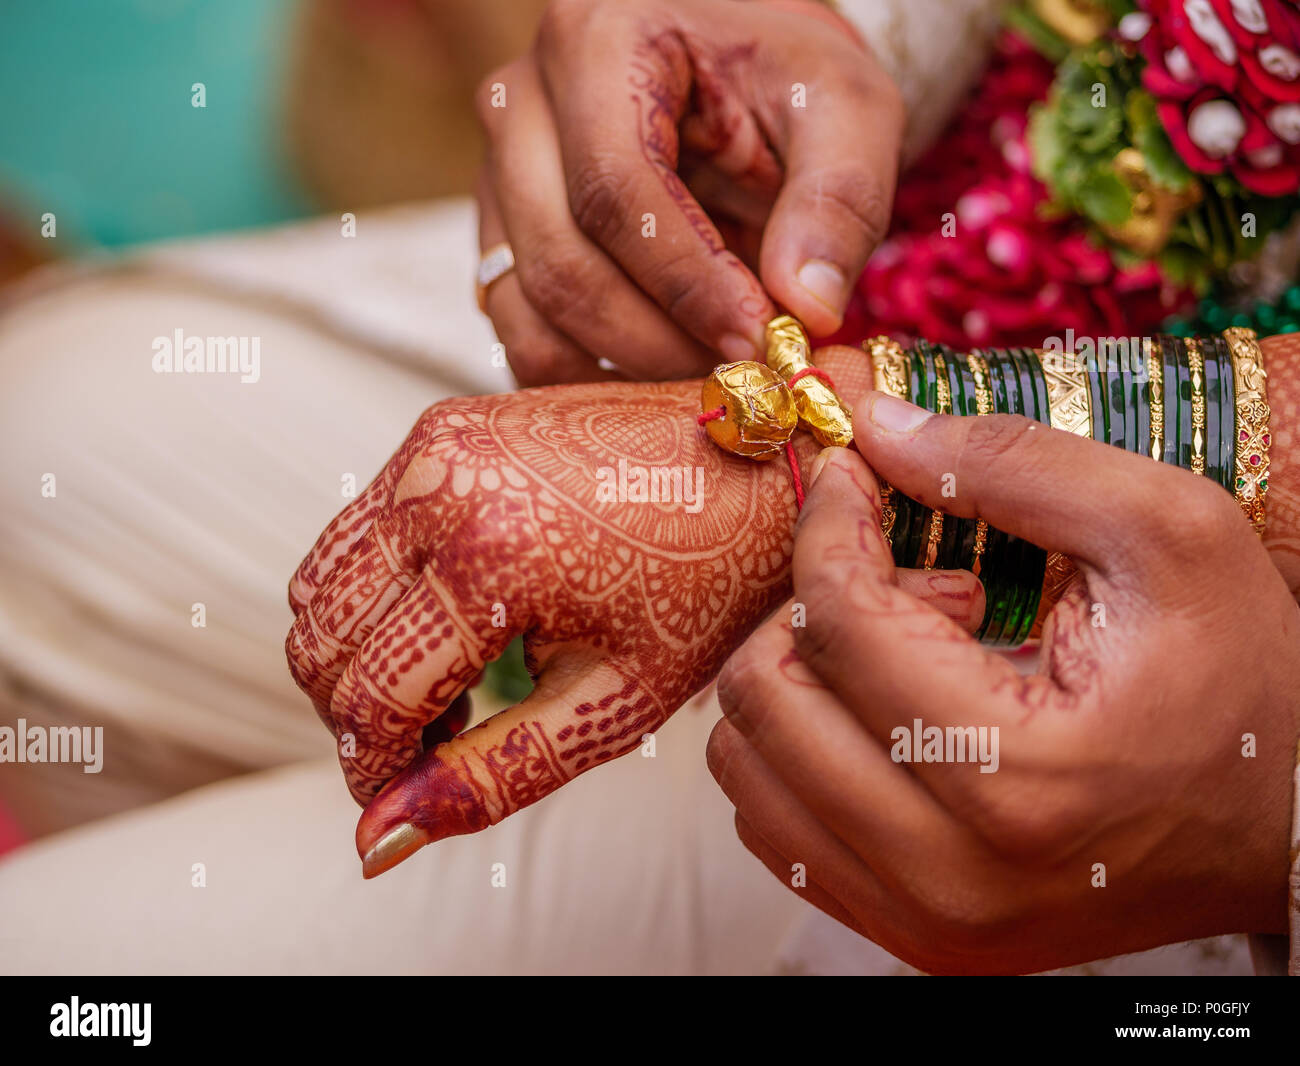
top-left (837, 33), bottom-right (1193, 350)
top-left (1136, 0), bottom-right (1300, 195)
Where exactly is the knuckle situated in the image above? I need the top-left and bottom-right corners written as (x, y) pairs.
top-left (716, 634), bottom-right (779, 732)
top-left (966, 783), bottom-right (1080, 864)
top-left (515, 242), bottom-right (599, 324)
top-left (649, 249), bottom-right (712, 323)
top-left (1176, 478), bottom-right (1243, 543)
top-left (537, 0), bottom-right (592, 50)
top-left (1129, 473), bottom-right (1241, 559)
top-left (505, 336), bottom-right (575, 387)
top-left (958, 414), bottom-right (1040, 483)
top-left (568, 157), bottom-right (636, 241)
top-left (792, 583), bottom-right (854, 673)
top-left (805, 166), bottom-right (891, 250)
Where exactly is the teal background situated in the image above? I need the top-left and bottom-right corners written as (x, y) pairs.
top-left (0, 0), bottom-right (311, 248)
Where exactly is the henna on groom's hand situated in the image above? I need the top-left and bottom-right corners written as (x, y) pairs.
top-left (475, 0), bottom-right (903, 385)
top-left (709, 398), bottom-right (1300, 973)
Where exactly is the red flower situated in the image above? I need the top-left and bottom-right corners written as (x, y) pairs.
top-left (829, 32), bottom-right (1194, 351)
top-left (1134, 0), bottom-right (1300, 193)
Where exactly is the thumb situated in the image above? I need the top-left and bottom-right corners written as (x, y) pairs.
top-left (759, 65), bottom-right (903, 335)
top-left (853, 390), bottom-right (1183, 572)
top-left (355, 661), bottom-right (660, 877)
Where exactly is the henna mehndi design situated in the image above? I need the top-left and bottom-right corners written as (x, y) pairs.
top-left (287, 349), bottom-right (872, 836)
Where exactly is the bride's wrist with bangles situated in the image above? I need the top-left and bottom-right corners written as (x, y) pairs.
top-left (703, 317), bottom-right (1294, 647)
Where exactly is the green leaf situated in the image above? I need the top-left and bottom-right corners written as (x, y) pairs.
top-left (1128, 90), bottom-right (1194, 191)
top-left (1077, 170), bottom-right (1134, 225)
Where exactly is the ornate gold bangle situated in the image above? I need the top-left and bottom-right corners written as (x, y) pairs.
top-left (1042, 353), bottom-right (1093, 438)
top-left (1148, 336), bottom-right (1164, 462)
top-left (923, 348), bottom-right (953, 569)
top-left (1224, 326), bottom-right (1271, 535)
top-left (867, 336), bottom-right (909, 548)
top-left (1035, 351), bottom-right (1093, 631)
top-left (967, 352), bottom-right (995, 570)
top-left (1186, 336), bottom-right (1207, 476)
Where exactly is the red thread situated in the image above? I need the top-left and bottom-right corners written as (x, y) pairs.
top-left (697, 406), bottom-right (725, 425)
top-left (786, 441), bottom-right (805, 509)
top-left (786, 366), bottom-right (837, 391)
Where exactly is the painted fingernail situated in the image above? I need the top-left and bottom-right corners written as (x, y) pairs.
top-left (869, 393), bottom-right (933, 434)
top-left (361, 822), bottom-right (427, 879)
top-left (796, 259), bottom-right (847, 314)
top-left (809, 446), bottom-right (841, 486)
top-left (719, 331), bottom-right (762, 363)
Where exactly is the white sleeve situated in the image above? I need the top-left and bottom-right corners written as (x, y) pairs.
top-left (834, 0), bottom-right (1010, 162)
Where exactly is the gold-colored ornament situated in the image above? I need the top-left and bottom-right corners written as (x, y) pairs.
top-left (923, 348), bottom-right (953, 569)
top-left (1043, 353), bottom-right (1093, 438)
top-left (867, 336), bottom-right (909, 547)
top-left (966, 352), bottom-right (995, 570)
top-left (1028, 0), bottom-right (1114, 46)
top-left (1148, 336), bottom-right (1164, 461)
top-left (1224, 327), bottom-right (1271, 535)
top-left (1103, 148), bottom-right (1203, 258)
top-left (1186, 337), bottom-right (1207, 476)
top-left (699, 361), bottom-right (798, 460)
top-left (765, 315), bottom-right (854, 448)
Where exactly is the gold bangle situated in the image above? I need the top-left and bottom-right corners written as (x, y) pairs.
top-left (867, 336), bottom-right (909, 548)
top-left (1042, 351), bottom-right (1093, 438)
top-left (966, 352), bottom-right (995, 570)
top-left (1186, 337), bottom-right (1207, 476)
top-left (1224, 327), bottom-right (1271, 535)
top-left (1037, 350), bottom-right (1092, 621)
top-left (923, 348), bottom-right (952, 570)
top-left (1148, 336), bottom-right (1164, 462)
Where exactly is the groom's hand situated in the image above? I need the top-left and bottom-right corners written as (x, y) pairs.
top-left (709, 397), bottom-right (1300, 973)
top-left (475, 0), bottom-right (903, 386)
top-left (284, 348), bottom-right (987, 876)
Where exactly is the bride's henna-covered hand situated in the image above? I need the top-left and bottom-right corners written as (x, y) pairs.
top-left (476, 0), bottom-right (903, 385)
top-left (285, 347), bottom-right (982, 876)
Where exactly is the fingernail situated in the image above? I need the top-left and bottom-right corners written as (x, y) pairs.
top-left (869, 392), bottom-right (933, 434)
top-left (809, 446), bottom-right (841, 486)
top-left (361, 822), bottom-right (427, 879)
top-left (796, 259), bottom-right (847, 314)
top-left (719, 332), bottom-right (762, 363)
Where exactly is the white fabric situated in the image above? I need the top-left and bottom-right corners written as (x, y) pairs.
top-left (0, 696), bottom-right (811, 976)
top-left (836, 0), bottom-right (1009, 162)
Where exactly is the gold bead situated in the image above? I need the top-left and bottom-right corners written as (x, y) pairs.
top-left (765, 315), bottom-right (854, 448)
top-left (700, 361), bottom-right (798, 460)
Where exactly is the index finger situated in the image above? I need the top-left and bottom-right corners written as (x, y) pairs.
top-left (536, 5), bottom-right (773, 360)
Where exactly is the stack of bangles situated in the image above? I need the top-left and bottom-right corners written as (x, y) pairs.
top-left (698, 317), bottom-right (1272, 648)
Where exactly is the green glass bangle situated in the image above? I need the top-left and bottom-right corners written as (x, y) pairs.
top-left (1174, 335), bottom-right (1194, 471)
top-left (1202, 337), bottom-right (1224, 488)
top-left (936, 345), bottom-right (971, 571)
top-left (1129, 339), bottom-right (1151, 463)
top-left (1159, 335), bottom-right (1181, 467)
top-left (972, 347), bottom-right (1012, 576)
top-left (1086, 351), bottom-right (1110, 451)
top-left (977, 348), bottom-right (1023, 645)
top-left (948, 351), bottom-right (981, 571)
top-left (892, 345), bottom-right (929, 568)
top-left (1213, 333), bottom-right (1238, 493)
top-left (1004, 348), bottom-right (1047, 647)
top-left (1099, 358), bottom-right (1127, 451)
top-left (1012, 348), bottom-right (1049, 647)
top-left (901, 342), bottom-right (942, 568)
top-left (901, 342), bottom-right (944, 568)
